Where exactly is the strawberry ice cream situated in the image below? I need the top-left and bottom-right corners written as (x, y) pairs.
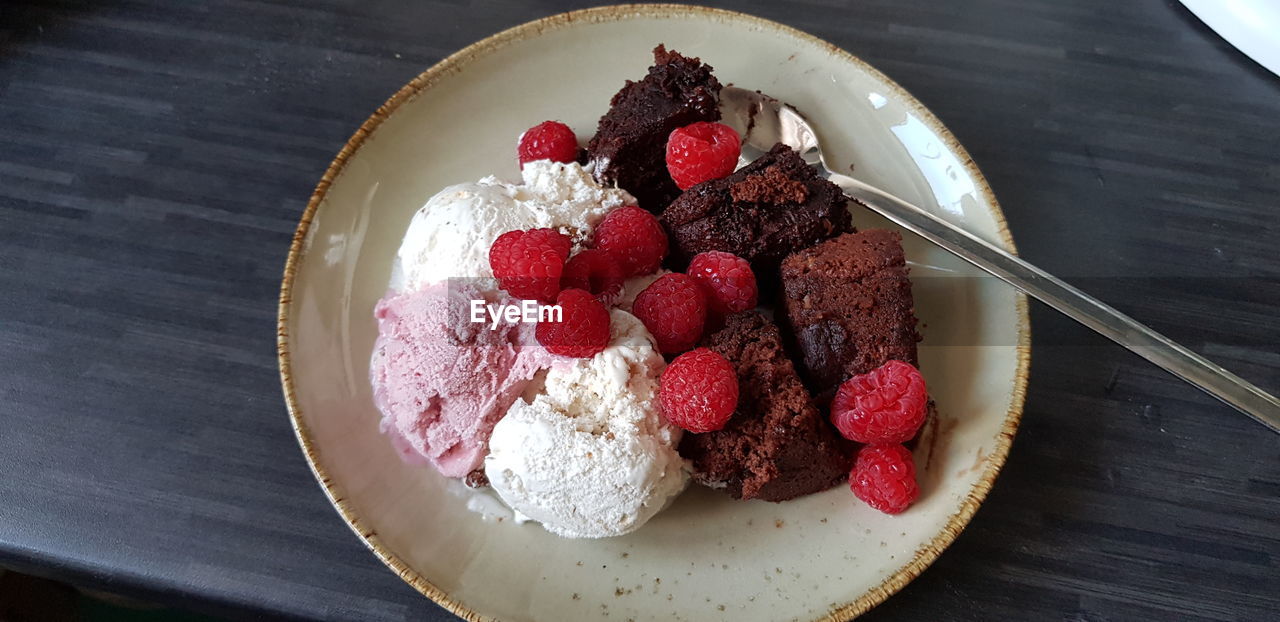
top-left (370, 281), bottom-right (556, 478)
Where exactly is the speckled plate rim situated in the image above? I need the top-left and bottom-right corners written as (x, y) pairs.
top-left (276, 4), bottom-right (1031, 620)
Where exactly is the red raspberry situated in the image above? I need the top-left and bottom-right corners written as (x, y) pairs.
top-left (593, 206), bottom-right (668, 277)
top-left (517, 121), bottom-right (579, 168)
top-left (561, 249), bottom-right (624, 305)
top-left (535, 288), bottom-right (611, 358)
top-left (830, 360), bottom-right (927, 444)
top-left (488, 228), bottom-right (571, 302)
top-left (687, 251), bottom-right (758, 315)
top-left (659, 348), bottom-right (738, 433)
top-left (631, 273), bottom-right (706, 354)
top-left (666, 122), bottom-right (741, 190)
top-left (527, 227), bottom-right (572, 259)
top-left (850, 444), bottom-right (919, 515)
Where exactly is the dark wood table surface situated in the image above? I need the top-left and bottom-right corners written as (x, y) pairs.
top-left (2, 0), bottom-right (1277, 620)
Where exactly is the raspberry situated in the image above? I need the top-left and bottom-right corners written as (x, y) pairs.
top-left (666, 122), bottom-right (741, 190)
top-left (529, 227), bottom-right (572, 260)
top-left (687, 251), bottom-right (758, 315)
top-left (659, 348), bottom-right (738, 433)
top-left (517, 121), bottom-right (579, 168)
top-left (830, 360), bottom-right (927, 444)
top-left (561, 249), bottom-right (624, 305)
top-left (488, 228), bottom-right (571, 302)
top-left (631, 273), bottom-right (707, 354)
top-left (536, 288), bottom-right (611, 358)
top-left (850, 444), bottom-right (919, 515)
top-left (593, 206), bottom-right (668, 277)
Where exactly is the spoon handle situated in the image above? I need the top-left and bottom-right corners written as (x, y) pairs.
top-left (829, 173), bottom-right (1280, 433)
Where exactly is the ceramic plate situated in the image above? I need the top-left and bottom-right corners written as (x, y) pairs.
top-left (1181, 0), bottom-right (1280, 77)
top-left (278, 5), bottom-right (1029, 620)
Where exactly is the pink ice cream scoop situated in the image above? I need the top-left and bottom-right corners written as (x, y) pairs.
top-left (370, 282), bottom-right (554, 478)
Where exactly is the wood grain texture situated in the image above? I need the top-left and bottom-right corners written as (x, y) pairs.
top-left (0, 0), bottom-right (1276, 620)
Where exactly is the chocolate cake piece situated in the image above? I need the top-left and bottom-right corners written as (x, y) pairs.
top-left (659, 144), bottom-right (852, 277)
top-left (679, 311), bottom-right (853, 502)
top-left (587, 45), bottom-right (721, 212)
top-left (780, 229), bottom-right (920, 400)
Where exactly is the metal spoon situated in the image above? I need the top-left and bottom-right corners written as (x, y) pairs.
top-left (717, 86), bottom-right (1280, 433)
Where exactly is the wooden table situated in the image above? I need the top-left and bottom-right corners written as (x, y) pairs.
top-left (1, 1), bottom-right (1276, 619)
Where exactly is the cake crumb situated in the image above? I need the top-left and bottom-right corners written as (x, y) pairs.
top-left (775, 519), bottom-right (784, 528)
top-left (572, 593), bottom-right (580, 600)
top-left (463, 469), bottom-right (489, 488)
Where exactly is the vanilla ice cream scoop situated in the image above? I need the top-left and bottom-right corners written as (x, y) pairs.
top-left (396, 161), bottom-right (634, 292)
top-left (485, 310), bottom-right (689, 538)
top-left (395, 182), bottom-right (527, 290)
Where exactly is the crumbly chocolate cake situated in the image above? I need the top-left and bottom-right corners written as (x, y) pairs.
top-left (679, 311), bottom-right (853, 502)
top-left (659, 144), bottom-right (852, 277)
top-left (588, 45), bottom-right (721, 212)
top-left (780, 229), bottom-right (920, 400)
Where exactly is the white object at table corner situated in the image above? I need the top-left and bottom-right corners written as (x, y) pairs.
top-left (1181, 0), bottom-right (1280, 77)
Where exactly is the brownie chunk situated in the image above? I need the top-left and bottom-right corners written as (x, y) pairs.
top-left (780, 230), bottom-right (920, 399)
top-left (659, 144), bottom-right (851, 278)
top-left (679, 312), bottom-right (853, 502)
top-left (587, 45), bottom-right (721, 212)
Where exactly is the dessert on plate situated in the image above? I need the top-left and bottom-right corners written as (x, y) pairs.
top-left (368, 45), bottom-right (934, 538)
